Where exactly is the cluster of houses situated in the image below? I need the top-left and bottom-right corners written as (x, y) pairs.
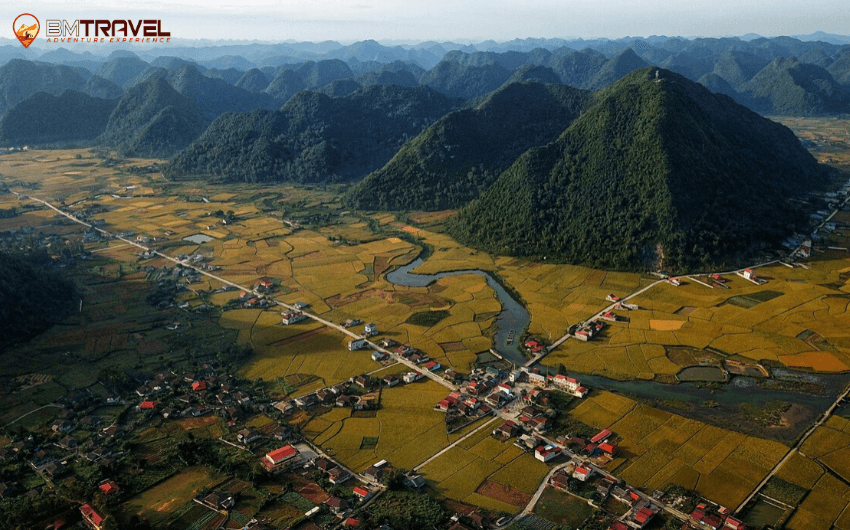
top-left (238, 290), bottom-right (271, 309)
top-left (550, 464), bottom-right (661, 530)
top-left (131, 366), bottom-right (267, 426)
top-left (439, 366), bottom-right (515, 408)
top-left (273, 371), bottom-right (424, 416)
top-left (510, 367), bottom-right (589, 398)
top-left (687, 502), bottom-right (746, 530)
top-left (314, 457), bottom-right (352, 485)
top-left (572, 321), bottom-right (606, 341)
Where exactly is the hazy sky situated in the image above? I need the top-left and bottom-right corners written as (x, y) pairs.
top-left (14, 0), bottom-right (850, 42)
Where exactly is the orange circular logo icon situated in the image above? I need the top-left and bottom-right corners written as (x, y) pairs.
top-left (13, 13), bottom-right (39, 48)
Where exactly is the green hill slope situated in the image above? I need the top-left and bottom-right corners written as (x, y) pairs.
top-left (449, 68), bottom-right (825, 271)
top-left (0, 90), bottom-right (117, 145)
top-left (740, 57), bottom-right (850, 115)
top-left (168, 85), bottom-right (462, 183)
top-left (347, 82), bottom-right (590, 211)
top-left (99, 76), bottom-right (207, 157)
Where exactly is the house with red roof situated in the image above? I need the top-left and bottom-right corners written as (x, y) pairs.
top-left (98, 479), bottom-right (119, 496)
top-left (80, 504), bottom-right (104, 530)
top-left (691, 503), bottom-right (724, 530)
top-left (138, 400), bottom-right (156, 410)
top-left (599, 442), bottom-right (619, 456)
top-left (352, 485), bottom-right (372, 501)
top-left (344, 517), bottom-right (361, 527)
top-left (573, 465), bottom-right (593, 481)
top-left (535, 445), bottom-right (560, 462)
top-left (524, 340), bottom-right (544, 353)
top-left (437, 397), bottom-right (456, 411)
top-left (601, 311), bottom-right (618, 322)
top-left (424, 361), bottom-right (441, 372)
top-left (633, 506), bottom-right (655, 528)
top-left (191, 380), bottom-right (206, 391)
top-left (591, 429), bottom-right (612, 443)
top-left (724, 516), bottom-right (746, 530)
top-left (262, 445), bottom-right (299, 471)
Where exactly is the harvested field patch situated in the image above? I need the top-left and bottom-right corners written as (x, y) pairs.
top-left (271, 327), bottom-right (328, 347)
top-left (650, 320), bottom-right (686, 331)
top-left (779, 351), bottom-right (849, 372)
top-left (475, 480), bottom-right (531, 507)
top-left (177, 415), bottom-right (219, 430)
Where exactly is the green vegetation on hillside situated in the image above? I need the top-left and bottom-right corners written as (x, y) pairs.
top-left (98, 76), bottom-right (207, 157)
top-left (347, 82), bottom-right (591, 211)
top-left (740, 57), bottom-right (850, 115)
top-left (169, 85), bottom-right (462, 183)
top-left (0, 91), bottom-right (117, 145)
top-left (449, 68), bottom-right (825, 271)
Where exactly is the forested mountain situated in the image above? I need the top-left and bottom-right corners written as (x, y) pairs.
top-left (739, 57), bottom-right (850, 115)
top-left (582, 49), bottom-right (651, 90)
top-left (263, 70), bottom-right (307, 102)
top-left (204, 67), bottom-right (244, 85)
top-left (504, 65), bottom-right (563, 85)
top-left (318, 79), bottom-right (362, 97)
top-left (357, 70), bottom-right (419, 88)
top-left (347, 82), bottom-right (591, 211)
top-left (0, 60), bottom-right (86, 117)
top-left (93, 56), bottom-right (150, 87)
top-left (235, 68), bottom-right (271, 92)
top-left (168, 85), bottom-right (462, 183)
top-left (449, 68), bottom-right (825, 271)
top-left (828, 51), bottom-right (850, 85)
top-left (0, 91), bottom-right (117, 145)
top-left (82, 75), bottom-right (124, 99)
top-left (697, 73), bottom-right (739, 99)
top-left (163, 65), bottom-right (278, 120)
top-left (5, 35), bottom-right (850, 155)
top-left (0, 252), bottom-right (76, 350)
top-left (99, 76), bottom-right (207, 157)
top-left (419, 60), bottom-right (512, 99)
top-left (547, 48), bottom-right (609, 87)
top-left (710, 50), bottom-right (769, 89)
top-left (293, 59), bottom-right (354, 88)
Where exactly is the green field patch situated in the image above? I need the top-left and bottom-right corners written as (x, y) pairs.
top-left (360, 436), bottom-right (379, 450)
top-left (762, 476), bottom-right (809, 505)
top-left (534, 488), bottom-right (597, 528)
top-left (727, 291), bottom-right (784, 308)
top-left (406, 310), bottom-right (451, 327)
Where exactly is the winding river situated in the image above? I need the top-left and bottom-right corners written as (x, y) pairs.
top-left (386, 258), bottom-right (529, 365)
top-left (385, 257), bottom-right (850, 440)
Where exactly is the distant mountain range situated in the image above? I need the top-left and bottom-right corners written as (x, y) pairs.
top-left (0, 35), bottom-right (841, 270)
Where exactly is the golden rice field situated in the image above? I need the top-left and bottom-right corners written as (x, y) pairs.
top-left (547, 249), bottom-right (850, 378)
top-left (9, 148), bottom-right (850, 386)
top-left (306, 379), bottom-right (471, 473)
top-left (571, 391), bottom-right (788, 508)
top-left (417, 418), bottom-right (550, 514)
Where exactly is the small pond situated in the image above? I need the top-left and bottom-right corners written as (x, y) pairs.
top-left (183, 233), bottom-right (214, 244)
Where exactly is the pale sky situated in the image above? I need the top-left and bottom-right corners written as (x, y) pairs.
top-left (12, 0), bottom-right (850, 42)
